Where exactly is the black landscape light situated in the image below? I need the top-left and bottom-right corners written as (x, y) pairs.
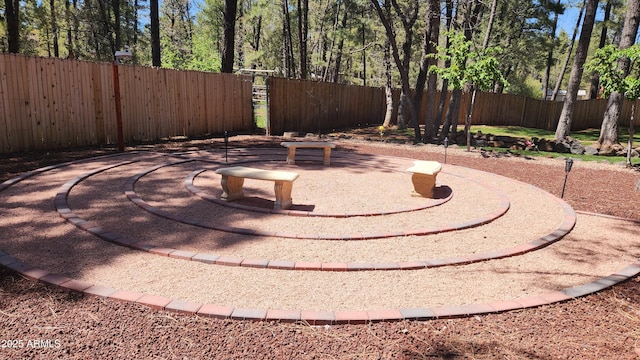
top-left (224, 131), bottom-right (229, 163)
top-left (561, 157), bottom-right (573, 198)
top-left (443, 137), bottom-right (449, 164)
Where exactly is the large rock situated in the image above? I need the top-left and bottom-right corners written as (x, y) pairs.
top-left (538, 138), bottom-right (555, 152)
top-left (569, 140), bottom-right (585, 155)
top-left (473, 138), bottom-right (488, 147)
top-left (584, 146), bottom-right (599, 155)
top-left (599, 143), bottom-right (624, 156)
top-left (554, 141), bottom-right (571, 153)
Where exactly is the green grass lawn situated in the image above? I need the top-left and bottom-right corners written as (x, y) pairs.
top-left (397, 124), bottom-right (639, 165)
top-left (469, 125), bottom-right (640, 147)
top-left (254, 101), bottom-right (267, 129)
top-left (468, 125), bottom-right (640, 165)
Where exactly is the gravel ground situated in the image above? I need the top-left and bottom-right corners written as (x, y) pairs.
top-left (1, 130), bottom-right (640, 359)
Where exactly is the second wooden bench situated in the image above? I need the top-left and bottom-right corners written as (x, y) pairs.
top-left (214, 166), bottom-right (299, 210)
top-left (280, 141), bottom-right (336, 165)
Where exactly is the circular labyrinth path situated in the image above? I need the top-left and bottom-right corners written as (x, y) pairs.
top-left (1, 147), bottom-right (640, 324)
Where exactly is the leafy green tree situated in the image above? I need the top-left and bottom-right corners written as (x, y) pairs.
top-left (370, 0), bottom-right (420, 130)
top-left (187, 30), bottom-right (221, 71)
top-left (554, 0), bottom-right (599, 142)
top-left (160, 0), bottom-right (193, 69)
top-left (593, 0), bottom-right (640, 155)
top-left (430, 30), bottom-right (508, 151)
top-left (586, 43), bottom-right (640, 165)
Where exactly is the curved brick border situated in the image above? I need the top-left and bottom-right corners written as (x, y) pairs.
top-left (126, 161), bottom-right (510, 240)
top-left (2, 151), bottom-right (636, 323)
top-left (185, 169), bottom-right (453, 217)
top-left (49, 154), bottom-right (575, 271)
top-left (1, 244), bottom-right (639, 324)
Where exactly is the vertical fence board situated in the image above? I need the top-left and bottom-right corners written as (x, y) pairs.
top-left (160, 69), bottom-right (172, 137)
top-left (41, 58), bottom-right (57, 148)
top-left (0, 55), bottom-right (11, 152)
top-left (21, 55), bottom-right (35, 150)
top-left (118, 65), bottom-right (131, 142)
top-left (69, 60), bottom-right (83, 146)
top-left (57, 58), bottom-right (71, 147)
top-left (26, 57), bottom-right (44, 149)
top-left (83, 61), bottom-right (98, 144)
top-left (99, 62), bottom-right (113, 144)
top-left (7, 55), bottom-right (22, 149)
top-left (142, 67), bottom-right (154, 140)
top-left (69, 59), bottom-right (83, 146)
top-left (91, 63), bottom-right (105, 144)
top-left (206, 71), bottom-right (222, 134)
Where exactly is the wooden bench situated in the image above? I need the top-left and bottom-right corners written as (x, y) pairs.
top-left (280, 141), bottom-right (336, 165)
top-left (406, 160), bottom-right (442, 198)
top-left (215, 167), bottom-right (299, 210)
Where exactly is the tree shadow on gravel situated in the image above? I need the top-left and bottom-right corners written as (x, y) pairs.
top-left (0, 140), bottom-right (416, 279)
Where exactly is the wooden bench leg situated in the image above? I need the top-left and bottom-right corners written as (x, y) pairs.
top-left (273, 180), bottom-right (293, 210)
top-left (323, 147), bottom-right (332, 165)
top-left (220, 175), bottom-right (244, 201)
top-left (286, 147), bottom-right (296, 165)
top-left (410, 173), bottom-right (436, 198)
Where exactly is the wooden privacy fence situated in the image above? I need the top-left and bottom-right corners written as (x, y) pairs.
top-left (3, 53), bottom-right (640, 154)
top-left (267, 77), bottom-right (387, 135)
top-left (268, 78), bottom-right (640, 135)
top-left (0, 53), bottom-right (253, 153)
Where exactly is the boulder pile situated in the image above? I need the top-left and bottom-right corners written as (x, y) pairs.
top-left (464, 130), bottom-right (640, 158)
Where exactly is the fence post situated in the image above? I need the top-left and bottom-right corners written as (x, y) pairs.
top-left (111, 62), bottom-right (124, 151)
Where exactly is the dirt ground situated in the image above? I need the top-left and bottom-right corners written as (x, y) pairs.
top-left (2, 128), bottom-right (640, 359)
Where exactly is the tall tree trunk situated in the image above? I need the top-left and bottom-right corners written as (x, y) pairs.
top-left (554, 0), bottom-right (598, 141)
top-left (150, 0), bottom-right (161, 66)
top-left (297, 0), bottom-right (308, 79)
top-left (597, 0), bottom-right (640, 153)
top-left (6, 0), bottom-right (20, 53)
top-left (112, 0), bottom-right (121, 51)
top-left (281, 0), bottom-right (296, 78)
top-left (221, 0), bottom-right (238, 73)
top-left (434, 0), bottom-right (455, 140)
top-left (252, 16), bottom-right (262, 52)
top-left (236, 4), bottom-right (245, 68)
top-left (332, 10), bottom-right (348, 83)
top-left (97, 0), bottom-right (116, 56)
top-left (551, 0), bottom-right (585, 101)
top-left (465, 88), bottom-right (478, 151)
top-left (132, 0), bottom-right (139, 62)
top-left (542, 0), bottom-right (562, 100)
top-left (50, 0), bottom-right (59, 57)
top-left (322, 2), bottom-right (341, 81)
top-left (361, 10), bottom-right (367, 86)
top-left (382, 40), bottom-right (394, 128)
top-left (450, 0), bottom-right (481, 138)
top-left (65, 0), bottom-right (74, 57)
top-left (627, 103), bottom-right (636, 166)
top-left (589, 0), bottom-right (612, 99)
top-left (420, 0), bottom-right (441, 143)
top-left (482, 0), bottom-right (497, 49)
top-left (372, 0), bottom-right (419, 131)
top-left (440, 89), bottom-right (461, 142)
top-left (72, 0), bottom-right (79, 53)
